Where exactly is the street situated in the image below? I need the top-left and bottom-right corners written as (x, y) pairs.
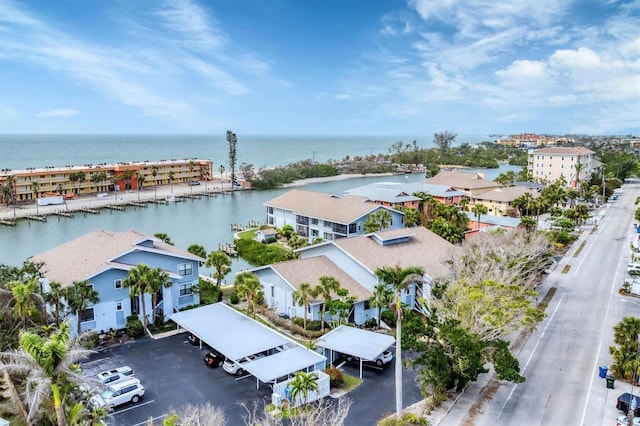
top-left (441, 182), bottom-right (640, 426)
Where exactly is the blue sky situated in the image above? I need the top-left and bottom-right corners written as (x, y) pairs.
top-left (0, 0), bottom-right (638, 135)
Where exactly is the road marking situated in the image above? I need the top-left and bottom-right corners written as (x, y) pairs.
top-left (497, 291), bottom-right (566, 419)
top-left (131, 414), bottom-right (167, 426)
top-left (234, 373), bottom-right (251, 381)
top-left (579, 266), bottom-right (624, 425)
top-left (111, 399), bottom-right (154, 415)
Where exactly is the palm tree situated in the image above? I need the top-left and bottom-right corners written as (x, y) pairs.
top-left (292, 282), bottom-right (314, 330)
top-left (9, 279), bottom-right (46, 331)
top-left (146, 267), bottom-right (172, 325)
top-left (206, 251), bottom-right (231, 287)
top-left (574, 162), bottom-right (584, 189)
top-left (90, 173), bottom-right (101, 193)
top-left (64, 280), bottom-right (99, 336)
top-left (471, 203), bottom-right (488, 230)
top-left (6, 175), bottom-right (17, 218)
top-left (369, 283), bottom-right (393, 327)
top-left (187, 244), bottom-right (207, 260)
top-left (288, 371), bottom-right (319, 406)
top-left (154, 233), bottom-right (174, 245)
top-left (122, 169), bottom-right (133, 191)
top-left (0, 321), bottom-right (94, 426)
top-left (218, 165), bottom-right (225, 186)
top-left (44, 281), bottom-right (65, 326)
top-left (69, 172), bottom-right (79, 194)
top-left (314, 275), bottom-right (340, 332)
top-left (375, 265), bottom-right (424, 419)
top-left (123, 264), bottom-right (152, 330)
top-left (377, 209), bottom-right (393, 229)
top-left (30, 181), bottom-right (40, 214)
top-left (233, 271), bottom-right (263, 318)
top-left (135, 172), bottom-right (145, 200)
top-left (188, 161), bottom-right (195, 194)
top-left (168, 170), bottom-right (175, 194)
top-left (151, 166), bottom-right (159, 200)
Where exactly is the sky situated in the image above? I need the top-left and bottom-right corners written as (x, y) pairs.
top-left (0, 0), bottom-right (638, 136)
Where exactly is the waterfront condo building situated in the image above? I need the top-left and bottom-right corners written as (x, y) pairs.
top-left (0, 158), bottom-right (213, 202)
top-left (527, 147), bottom-right (595, 187)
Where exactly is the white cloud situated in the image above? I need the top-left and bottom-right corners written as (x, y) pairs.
top-left (495, 60), bottom-right (548, 86)
top-left (36, 109), bottom-right (79, 118)
top-left (549, 47), bottom-right (601, 69)
top-left (154, 0), bottom-right (226, 51)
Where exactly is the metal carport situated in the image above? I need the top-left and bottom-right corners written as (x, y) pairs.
top-left (315, 325), bottom-right (395, 378)
top-left (170, 303), bottom-right (326, 387)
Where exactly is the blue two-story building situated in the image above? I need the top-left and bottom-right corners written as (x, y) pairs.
top-left (32, 229), bottom-right (203, 335)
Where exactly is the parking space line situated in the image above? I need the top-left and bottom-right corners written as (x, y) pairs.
top-left (110, 399), bottom-right (154, 415)
top-left (131, 414), bottom-right (167, 426)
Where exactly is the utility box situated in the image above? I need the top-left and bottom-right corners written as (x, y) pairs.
top-left (272, 393), bottom-right (282, 408)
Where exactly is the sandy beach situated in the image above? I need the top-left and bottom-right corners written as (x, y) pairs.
top-left (0, 173), bottom-right (383, 221)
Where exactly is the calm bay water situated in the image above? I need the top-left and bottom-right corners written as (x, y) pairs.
top-left (0, 134), bottom-right (513, 276)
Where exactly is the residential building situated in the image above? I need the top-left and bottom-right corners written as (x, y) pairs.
top-left (344, 181), bottom-right (466, 208)
top-left (464, 211), bottom-right (522, 238)
top-left (423, 171), bottom-right (502, 196)
top-left (252, 227), bottom-right (457, 325)
top-left (469, 186), bottom-right (540, 216)
top-left (527, 147), bottom-right (595, 187)
top-left (264, 189), bottom-right (405, 242)
top-left (31, 229), bottom-right (203, 335)
top-left (0, 158), bottom-right (213, 202)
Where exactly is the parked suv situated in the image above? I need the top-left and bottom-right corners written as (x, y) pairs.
top-left (222, 354), bottom-right (263, 376)
top-left (617, 393), bottom-right (640, 417)
top-left (345, 348), bottom-right (393, 368)
top-left (90, 378), bottom-right (145, 409)
top-left (204, 350), bottom-right (225, 368)
top-left (96, 366), bottom-right (135, 385)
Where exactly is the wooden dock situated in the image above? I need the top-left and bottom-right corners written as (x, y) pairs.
top-left (105, 204), bottom-right (126, 211)
top-left (53, 210), bottom-right (74, 218)
top-left (26, 214), bottom-right (47, 222)
top-left (231, 221), bottom-right (262, 231)
top-left (219, 242), bottom-right (238, 256)
top-left (80, 207), bottom-right (100, 214)
top-left (0, 219), bottom-right (16, 227)
top-left (127, 200), bottom-right (148, 208)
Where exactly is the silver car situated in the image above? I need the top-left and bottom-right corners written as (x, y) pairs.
top-left (90, 378), bottom-right (145, 409)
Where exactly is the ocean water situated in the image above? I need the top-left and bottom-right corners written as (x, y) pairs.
top-left (0, 134), bottom-right (492, 170)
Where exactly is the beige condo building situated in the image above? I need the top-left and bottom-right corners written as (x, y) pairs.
top-left (527, 147), bottom-right (595, 187)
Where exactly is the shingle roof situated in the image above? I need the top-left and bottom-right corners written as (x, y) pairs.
top-left (471, 186), bottom-right (540, 203)
top-left (31, 229), bottom-right (203, 287)
top-left (423, 171), bottom-right (501, 190)
top-left (344, 182), bottom-right (465, 201)
top-left (331, 227), bottom-right (457, 279)
top-left (463, 211), bottom-right (521, 228)
top-left (530, 147), bottom-right (594, 155)
top-left (269, 256), bottom-right (372, 302)
top-left (264, 189), bottom-right (386, 224)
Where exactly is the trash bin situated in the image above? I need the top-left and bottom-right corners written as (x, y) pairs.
top-left (599, 365), bottom-right (609, 378)
top-left (606, 374), bottom-right (615, 389)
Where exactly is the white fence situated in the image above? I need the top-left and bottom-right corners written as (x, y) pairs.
top-left (272, 370), bottom-right (330, 407)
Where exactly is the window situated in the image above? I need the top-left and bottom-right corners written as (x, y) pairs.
top-left (115, 301), bottom-right (123, 311)
top-left (80, 307), bottom-right (95, 323)
top-left (178, 263), bottom-right (192, 276)
top-left (179, 283), bottom-right (193, 296)
top-left (114, 279), bottom-right (122, 289)
top-left (270, 284), bottom-right (274, 298)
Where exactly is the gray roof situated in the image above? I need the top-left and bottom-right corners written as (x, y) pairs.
top-left (170, 303), bottom-right (325, 383)
top-left (31, 229), bottom-right (203, 287)
top-left (264, 189), bottom-right (396, 224)
top-left (329, 227), bottom-right (458, 279)
top-left (423, 171), bottom-right (501, 191)
top-left (315, 325), bottom-right (395, 361)
top-left (464, 211), bottom-right (521, 228)
top-left (344, 182), bottom-right (465, 202)
top-left (470, 186), bottom-right (539, 203)
top-left (265, 256), bottom-right (373, 302)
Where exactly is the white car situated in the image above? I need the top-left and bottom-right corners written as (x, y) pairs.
top-left (616, 415), bottom-right (640, 426)
top-left (96, 366), bottom-right (135, 385)
top-left (222, 354), bottom-right (263, 376)
top-left (346, 348), bottom-right (394, 367)
top-left (90, 378), bottom-right (145, 409)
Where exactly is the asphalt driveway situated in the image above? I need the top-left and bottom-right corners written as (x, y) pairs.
top-left (83, 332), bottom-right (423, 426)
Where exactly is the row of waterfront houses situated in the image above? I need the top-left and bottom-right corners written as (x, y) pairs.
top-left (0, 159), bottom-right (214, 202)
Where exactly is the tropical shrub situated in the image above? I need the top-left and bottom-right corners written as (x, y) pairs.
top-left (126, 318), bottom-right (144, 338)
top-left (325, 366), bottom-right (344, 387)
top-left (229, 291), bottom-right (240, 304)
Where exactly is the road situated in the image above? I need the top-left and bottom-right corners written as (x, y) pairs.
top-left (441, 182), bottom-right (640, 426)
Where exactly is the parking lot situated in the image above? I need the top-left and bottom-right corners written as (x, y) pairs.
top-left (83, 331), bottom-right (422, 426)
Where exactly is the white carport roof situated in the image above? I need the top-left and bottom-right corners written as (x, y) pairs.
top-left (244, 346), bottom-right (325, 383)
top-left (170, 303), bottom-right (326, 383)
top-left (315, 325), bottom-right (395, 361)
top-left (169, 303), bottom-right (290, 361)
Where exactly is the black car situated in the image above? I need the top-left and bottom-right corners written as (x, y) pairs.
top-left (204, 351), bottom-right (224, 368)
top-left (617, 393), bottom-right (640, 416)
top-left (187, 333), bottom-right (200, 346)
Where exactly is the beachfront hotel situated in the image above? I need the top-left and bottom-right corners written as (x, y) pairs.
top-left (0, 158), bottom-right (214, 202)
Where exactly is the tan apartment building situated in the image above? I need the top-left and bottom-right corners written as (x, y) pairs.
top-left (527, 147), bottom-right (594, 187)
top-left (0, 159), bottom-right (213, 202)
